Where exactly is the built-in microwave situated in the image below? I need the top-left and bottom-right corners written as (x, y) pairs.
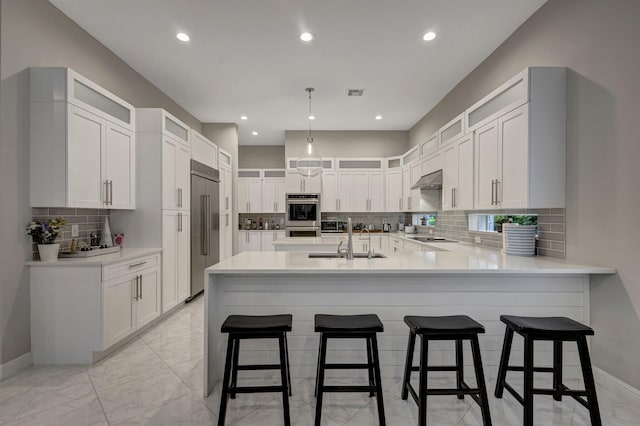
top-left (321, 219), bottom-right (345, 233)
top-left (285, 193), bottom-right (320, 228)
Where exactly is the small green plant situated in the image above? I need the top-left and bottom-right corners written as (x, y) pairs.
top-left (24, 217), bottom-right (68, 244)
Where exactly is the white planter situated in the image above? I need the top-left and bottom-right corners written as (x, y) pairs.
top-left (38, 244), bottom-right (60, 262)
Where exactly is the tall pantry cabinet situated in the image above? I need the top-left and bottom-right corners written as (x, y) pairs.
top-left (219, 148), bottom-right (234, 261)
top-left (111, 109), bottom-right (191, 313)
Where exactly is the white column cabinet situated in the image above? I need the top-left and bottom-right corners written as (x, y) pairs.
top-left (161, 211), bottom-right (190, 312)
top-left (219, 153), bottom-right (234, 261)
top-left (162, 137), bottom-right (190, 211)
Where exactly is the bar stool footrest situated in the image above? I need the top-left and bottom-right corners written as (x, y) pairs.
top-left (322, 385), bottom-right (378, 393)
top-left (229, 385), bottom-right (287, 394)
top-left (236, 364), bottom-right (282, 371)
top-left (506, 365), bottom-right (555, 373)
top-left (323, 363), bottom-right (372, 370)
top-left (409, 365), bottom-right (460, 372)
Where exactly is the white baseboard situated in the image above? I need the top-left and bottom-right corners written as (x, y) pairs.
top-left (594, 366), bottom-right (640, 402)
top-left (0, 352), bottom-right (32, 381)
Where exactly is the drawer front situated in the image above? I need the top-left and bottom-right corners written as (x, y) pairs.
top-left (102, 253), bottom-right (161, 282)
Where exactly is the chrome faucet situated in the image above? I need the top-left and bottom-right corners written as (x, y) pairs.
top-left (360, 227), bottom-right (373, 259)
top-left (337, 217), bottom-right (354, 259)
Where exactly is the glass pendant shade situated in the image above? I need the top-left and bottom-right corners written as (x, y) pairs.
top-left (296, 87), bottom-right (322, 177)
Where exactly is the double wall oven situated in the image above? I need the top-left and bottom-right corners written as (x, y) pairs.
top-left (285, 193), bottom-right (321, 237)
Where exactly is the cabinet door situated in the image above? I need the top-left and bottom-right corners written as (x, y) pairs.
top-left (475, 121), bottom-right (499, 210)
top-left (237, 231), bottom-right (248, 253)
top-left (162, 211), bottom-right (178, 312)
top-left (353, 172), bottom-right (369, 211)
top-left (162, 138), bottom-right (178, 209)
top-left (136, 267), bottom-right (161, 328)
top-left (385, 170), bottom-right (402, 212)
top-left (177, 212), bottom-right (191, 302)
top-left (457, 135), bottom-right (475, 210)
top-left (237, 180), bottom-right (249, 213)
top-left (322, 172), bottom-right (338, 212)
top-left (247, 180), bottom-right (263, 213)
top-left (248, 231), bottom-right (262, 251)
top-left (304, 175), bottom-right (322, 193)
top-left (499, 105), bottom-right (529, 208)
top-left (442, 144), bottom-right (458, 210)
top-left (221, 166), bottom-right (233, 211)
top-left (219, 212), bottom-right (230, 261)
top-left (261, 231), bottom-right (275, 251)
top-left (105, 122), bottom-right (135, 209)
top-left (276, 180), bottom-right (286, 213)
top-left (285, 172), bottom-right (304, 193)
top-left (67, 105), bottom-right (105, 208)
top-left (103, 274), bottom-right (135, 348)
top-left (176, 144), bottom-right (191, 211)
top-left (410, 162), bottom-right (422, 211)
top-left (337, 172), bottom-right (354, 212)
top-left (368, 172), bottom-right (385, 212)
top-left (402, 166), bottom-right (411, 211)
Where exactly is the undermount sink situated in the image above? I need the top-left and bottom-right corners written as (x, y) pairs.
top-left (308, 253), bottom-right (387, 259)
top-left (412, 237), bottom-right (458, 243)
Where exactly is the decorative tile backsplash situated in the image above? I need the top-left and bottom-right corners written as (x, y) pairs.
top-left (30, 207), bottom-right (110, 259)
top-left (322, 212), bottom-right (409, 231)
top-left (418, 208), bottom-right (566, 259)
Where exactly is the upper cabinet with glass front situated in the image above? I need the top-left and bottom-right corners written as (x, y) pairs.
top-left (30, 68), bottom-right (136, 209)
top-left (438, 113), bottom-right (464, 147)
top-left (420, 133), bottom-right (439, 158)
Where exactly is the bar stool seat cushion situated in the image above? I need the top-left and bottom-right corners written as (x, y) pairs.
top-left (500, 315), bottom-right (594, 336)
top-left (315, 314), bottom-right (383, 332)
top-left (221, 314), bottom-right (292, 333)
top-left (404, 315), bottom-right (485, 334)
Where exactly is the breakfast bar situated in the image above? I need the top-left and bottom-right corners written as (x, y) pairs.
top-left (203, 248), bottom-right (614, 397)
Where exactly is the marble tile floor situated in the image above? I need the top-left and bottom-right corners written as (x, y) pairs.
top-left (1, 296), bottom-right (639, 425)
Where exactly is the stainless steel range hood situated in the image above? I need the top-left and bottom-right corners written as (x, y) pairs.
top-left (411, 169), bottom-right (442, 190)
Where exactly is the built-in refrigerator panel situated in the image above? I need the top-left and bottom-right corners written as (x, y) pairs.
top-left (190, 160), bottom-right (219, 301)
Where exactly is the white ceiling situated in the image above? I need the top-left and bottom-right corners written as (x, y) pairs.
top-left (50, 0), bottom-right (546, 146)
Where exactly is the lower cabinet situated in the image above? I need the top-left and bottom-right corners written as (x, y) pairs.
top-left (162, 211), bottom-right (190, 312)
top-left (30, 251), bottom-right (162, 364)
top-left (261, 230), bottom-right (286, 251)
top-left (238, 230), bottom-right (286, 252)
top-left (220, 211), bottom-right (233, 260)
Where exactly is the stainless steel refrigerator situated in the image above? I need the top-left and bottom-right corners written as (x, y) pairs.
top-left (189, 160), bottom-right (220, 301)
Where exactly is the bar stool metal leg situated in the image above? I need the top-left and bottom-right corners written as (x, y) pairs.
top-left (314, 334), bottom-right (328, 426)
top-left (455, 339), bottom-right (464, 400)
top-left (577, 336), bottom-right (602, 426)
top-left (218, 335), bottom-right (236, 426)
top-left (284, 333), bottom-right (292, 397)
top-left (314, 336), bottom-right (322, 398)
top-left (418, 335), bottom-right (429, 426)
top-left (369, 335), bottom-right (386, 426)
top-left (278, 335), bottom-right (291, 426)
top-left (523, 336), bottom-right (534, 426)
top-left (494, 327), bottom-right (514, 398)
top-left (470, 335), bottom-right (492, 426)
top-left (401, 331), bottom-right (416, 400)
top-left (553, 340), bottom-right (563, 402)
top-left (230, 338), bottom-right (240, 399)
top-left (366, 337), bottom-right (375, 397)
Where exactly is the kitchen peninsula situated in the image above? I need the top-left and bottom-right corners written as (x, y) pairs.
top-left (203, 246), bottom-right (614, 396)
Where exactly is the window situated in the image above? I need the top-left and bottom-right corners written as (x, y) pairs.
top-left (412, 213), bottom-right (437, 227)
top-left (469, 214), bottom-right (537, 233)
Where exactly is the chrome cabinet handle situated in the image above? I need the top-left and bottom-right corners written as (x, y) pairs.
top-left (128, 261), bottom-right (147, 268)
top-left (207, 195), bottom-right (211, 255)
top-left (138, 275), bottom-right (142, 300)
top-left (226, 196), bottom-right (229, 210)
top-left (178, 212), bottom-right (183, 232)
top-left (226, 213), bottom-right (229, 227)
top-left (108, 180), bottom-right (113, 205)
top-left (104, 181), bottom-right (109, 205)
top-left (494, 180), bottom-right (500, 205)
top-left (399, 198), bottom-right (401, 211)
top-left (201, 195), bottom-right (207, 255)
top-left (133, 275), bottom-right (139, 301)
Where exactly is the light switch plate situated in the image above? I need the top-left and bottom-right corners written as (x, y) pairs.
top-left (71, 224), bottom-right (79, 237)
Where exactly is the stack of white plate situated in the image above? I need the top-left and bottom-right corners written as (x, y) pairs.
top-left (502, 224), bottom-right (537, 256)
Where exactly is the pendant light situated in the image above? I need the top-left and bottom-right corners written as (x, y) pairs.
top-left (296, 87), bottom-right (323, 177)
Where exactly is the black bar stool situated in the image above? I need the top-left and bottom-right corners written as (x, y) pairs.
top-left (314, 314), bottom-right (386, 426)
top-left (218, 314), bottom-right (293, 426)
top-left (401, 315), bottom-right (492, 426)
top-left (494, 315), bottom-right (601, 426)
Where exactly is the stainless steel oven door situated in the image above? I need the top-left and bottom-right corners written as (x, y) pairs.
top-left (286, 227), bottom-right (321, 238)
top-left (286, 194), bottom-right (320, 227)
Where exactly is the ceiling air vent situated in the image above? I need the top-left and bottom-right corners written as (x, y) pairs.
top-left (347, 89), bottom-right (364, 97)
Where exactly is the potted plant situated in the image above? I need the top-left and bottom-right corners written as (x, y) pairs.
top-left (25, 217), bottom-right (68, 261)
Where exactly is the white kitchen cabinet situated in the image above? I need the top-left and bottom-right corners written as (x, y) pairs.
top-left (475, 120), bottom-right (500, 210)
top-left (218, 151), bottom-right (234, 261)
top-left (322, 171), bottom-right (355, 212)
top-left (220, 211), bottom-right (233, 260)
top-left (322, 172), bottom-right (338, 211)
top-left (443, 134), bottom-right (474, 210)
top-left (420, 133), bottom-right (439, 158)
top-left (385, 169), bottom-right (403, 212)
top-left (286, 171), bottom-right (322, 194)
top-left (238, 230), bottom-right (262, 252)
top-left (30, 67), bottom-right (136, 209)
top-left (438, 113), bottom-right (464, 147)
top-left (261, 231), bottom-right (286, 252)
top-left (403, 239), bottom-right (423, 252)
top-left (238, 178), bottom-right (263, 213)
top-left (162, 135), bottom-right (191, 211)
top-left (263, 177), bottom-right (286, 213)
top-left (389, 237), bottom-right (404, 254)
top-left (30, 251), bottom-right (162, 364)
top-left (354, 172), bottom-right (384, 212)
top-left (402, 162), bottom-right (423, 212)
top-left (220, 162), bottom-right (233, 212)
top-left (161, 210), bottom-right (190, 312)
top-left (190, 130), bottom-right (218, 169)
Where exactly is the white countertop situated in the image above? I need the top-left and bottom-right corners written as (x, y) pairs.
top-left (206, 248), bottom-right (615, 275)
top-left (26, 248), bottom-right (163, 267)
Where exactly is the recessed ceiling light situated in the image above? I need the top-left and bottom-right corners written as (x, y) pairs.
top-left (308, 115), bottom-right (315, 120)
top-left (176, 32), bottom-right (190, 42)
top-left (300, 32), bottom-right (314, 42)
top-left (375, 115), bottom-right (383, 120)
top-left (252, 131), bottom-right (258, 136)
top-left (423, 31), bottom-right (436, 41)
top-left (240, 115), bottom-right (248, 120)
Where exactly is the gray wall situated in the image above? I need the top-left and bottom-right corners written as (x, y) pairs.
top-left (0, 0), bottom-right (204, 365)
top-left (238, 146), bottom-right (285, 169)
top-left (285, 130), bottom-right (409, 159)
top-left (409, 0), bottom-right (640, 388)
